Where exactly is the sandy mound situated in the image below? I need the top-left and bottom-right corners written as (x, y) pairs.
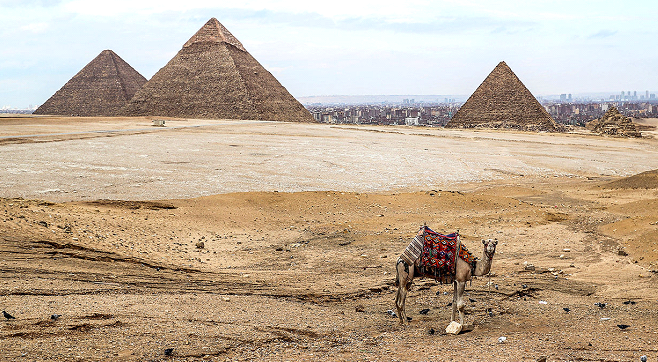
top-left (604, 169), bottom-right (658, 189)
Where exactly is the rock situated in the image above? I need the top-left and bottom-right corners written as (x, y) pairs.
top-left (419, 308), bottom-right (430, 315)
top-left (221, 296), bottom-right (230, 302)
top-left (524, 264), bottom-right (535, 271)
top-left (641, 355), bottom-right (647, 362)
top-left (497, 336), bottom-right (507, 343)
top-left (617, 324), bottom-right (630, 330)
top-left (355, 305), bottom-right (365, 313)
top-left (623, 300), bottom-right (636, 305)
top-left (428, 328), bottom-right (435, 335)
top-left (38, 221), bottom-right (49, 228)
top-left (2, 311), bottom-right (16, 320)
top-left (563, 307), bottom-right (570, 312)
top-left (445, 321), bottom-right (462, 335)
top-left (386, 310), bottom-right (397, 318)
top-left (50, 314), bottom-right (61, 320)
top-left (536, 356), bottom-right (547, 362)
top-left (164, 348), bottom-right (174, 356)
top-left (618, 249), bottom-right (628, 256)
top-left (594, 302), bottom-right (606, 309)
top-left (195, 241), bottom-right (205, 249)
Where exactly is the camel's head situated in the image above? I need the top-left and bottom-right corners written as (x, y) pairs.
top-left (482, 238), bottom-right (498, 259)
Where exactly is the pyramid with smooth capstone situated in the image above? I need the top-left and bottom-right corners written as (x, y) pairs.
top-left (121, 18), bottom-right (314, 122)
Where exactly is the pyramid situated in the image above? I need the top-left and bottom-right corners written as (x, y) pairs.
top-left (122, 18), bottom-right (314, 122)
top-left (446, 61), bottom-right (557, 131)
top-left (586, 106), bottom-right (641, 137)
top-left (34, 50), bottom-right (147, 116)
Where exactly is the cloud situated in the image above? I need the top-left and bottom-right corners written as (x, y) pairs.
top-left (20, 22), bottom-right (49, 33)
top-left (589, 29), bottom-right (618, 39)
top-left (0, 0), bottom-right (63, 6)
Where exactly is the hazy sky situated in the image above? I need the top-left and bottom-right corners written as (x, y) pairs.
top-left (1, 0), bottom-right (656, 108)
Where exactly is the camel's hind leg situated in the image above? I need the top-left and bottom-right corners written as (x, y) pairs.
top-left (394, 259), bottom-right (414, 324)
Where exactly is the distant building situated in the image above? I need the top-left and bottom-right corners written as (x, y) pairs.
top-left (405, 117), bottom-right (419, 126)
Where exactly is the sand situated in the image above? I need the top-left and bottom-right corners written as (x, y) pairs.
top-left (1, 116), bottom-right (657, 361)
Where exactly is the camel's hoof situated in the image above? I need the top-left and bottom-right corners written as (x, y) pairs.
top-left (445, 321), bottom-right (462, 335)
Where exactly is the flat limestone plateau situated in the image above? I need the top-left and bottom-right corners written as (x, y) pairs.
top-left (2, 116), bottom-right (658, 201)
top-left (1, 116), bottom-right (658, 361)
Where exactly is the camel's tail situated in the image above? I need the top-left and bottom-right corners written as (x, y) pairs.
top-left (394, 258), bottom-right (403, 287)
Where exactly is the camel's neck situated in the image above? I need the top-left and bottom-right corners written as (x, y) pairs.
top-left (473, 249), bottom-right (494, 276)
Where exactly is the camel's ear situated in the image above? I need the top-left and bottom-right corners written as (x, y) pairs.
top-left (493, 239), bottom-right (498, 245)
top-left (482, 239), bottom-right (486, 244)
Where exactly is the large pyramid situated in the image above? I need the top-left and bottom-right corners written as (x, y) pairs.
top-left (122, 18), bottom-right (314, 122)
top-left (34, 50), bottom-right (147, 116)
top-left (446, 61), bottom-right (557, 131)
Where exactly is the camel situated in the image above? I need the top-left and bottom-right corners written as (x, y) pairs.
top-left (394, 237), bottom-right (497, 325)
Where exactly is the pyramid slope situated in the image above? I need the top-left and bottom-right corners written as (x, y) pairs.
top-left (446, 61), bottom-right (557, 131)
top-left (34, 50), bottom-right (147, 116)
top-left (122, 18), bottom-right (314, 122)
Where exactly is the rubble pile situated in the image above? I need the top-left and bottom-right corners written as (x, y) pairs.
top-left (586, 106), bottom-right (642, 138)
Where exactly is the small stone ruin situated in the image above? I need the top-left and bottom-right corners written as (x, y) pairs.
top-left (586, 106), bottom-right (642, 138)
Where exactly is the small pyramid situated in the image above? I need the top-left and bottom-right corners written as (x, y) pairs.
top-left (586, 106), bottom-right (641, 137)
top-left (446, 61), bottom-right (557, 131)
top-left (34, 50), bottom-right (147, 116)
top-left (122, 18), bottom-right (314, 122)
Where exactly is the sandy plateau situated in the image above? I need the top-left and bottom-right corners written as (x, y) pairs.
top-left (1, 116), bottom-right (658, 361)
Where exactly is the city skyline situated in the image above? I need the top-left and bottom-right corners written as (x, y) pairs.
top-left (1, 0), bottom-right (657, 109)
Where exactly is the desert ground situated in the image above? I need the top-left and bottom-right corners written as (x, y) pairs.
top-left (1, 116), bottom-right (657, 361)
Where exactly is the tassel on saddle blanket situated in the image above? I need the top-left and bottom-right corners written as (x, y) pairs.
top-left (400, 226), bottom-right (475, 283)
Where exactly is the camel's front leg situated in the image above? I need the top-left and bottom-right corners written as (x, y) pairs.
top-left (451, 281), bottom-right (458, 322)
top-left (455, 280), bottom-right (466, 325)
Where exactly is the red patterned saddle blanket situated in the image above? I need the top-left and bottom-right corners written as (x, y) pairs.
top-left (400, 226), bottom-right (475, 282)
